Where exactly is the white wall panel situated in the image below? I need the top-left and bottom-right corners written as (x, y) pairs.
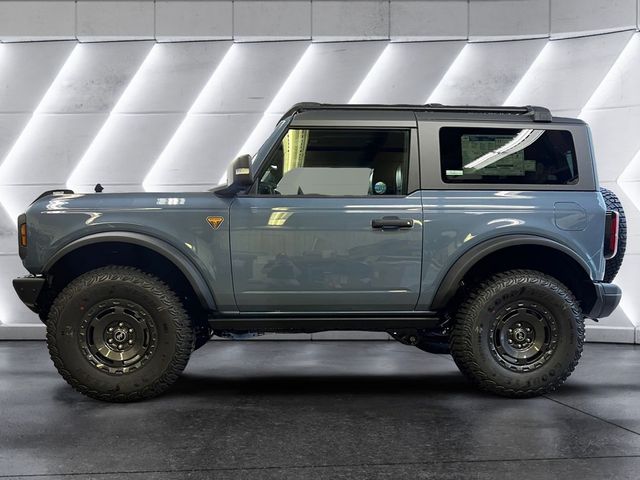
top-left (313, 0), bottom-right (389, 41)
top-left (550, 0), bottom-right (637, 39)
top-left (350, 41), bottom-right (465, 104)
top-left (0, 42), bottom-right (76, 114)
top-left (428, 39), bottom-right (547, 105)
top-left (190, 42), bottom-right (310, 114)
top-left (238, 41), bottom-right (386, 159)
top-left (505, 31), bottom-right (633, 116)
top-left (234, 0), bottom-right (311, 41)
top-left (390, 0), bottom-right (468, 41)
top-left (0, 1), bottom-right (75, 42)
top-left (147, 113), bottom-right (262, 190)
top-left (0, 42), bottom-right (152, 229)
top-left (68, 42), bottom-right (232, 191)
top-left (268, 42), bottom-right (387, 112)
top-left (155, 0), bottom-right (233, 41)
top-left (144, 42), bottom-right (310, 190)
top-left (583, 107), bottom-right (640, 182)
top-left (77, 0), bottom-right (155, 41)
top-left (469, 0), bottom-right (549, 41)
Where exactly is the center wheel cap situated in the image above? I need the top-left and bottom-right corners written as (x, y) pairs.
top-left (113, 330), bottom-right (128, 342)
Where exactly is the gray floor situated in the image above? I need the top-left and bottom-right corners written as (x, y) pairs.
top-left (1, 341), bottom-right (639, 479)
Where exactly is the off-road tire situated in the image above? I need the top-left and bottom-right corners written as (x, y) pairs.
top-left (47, 266), bottom-right (194, 402)
top-left (600, 187), bottom-right (626, 283)
top-left (450, 269), bottom-right (584, 398)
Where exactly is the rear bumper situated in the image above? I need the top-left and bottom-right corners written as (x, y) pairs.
top-left (13, 276), bottom-right (45, 313)
top-left (587, 282), bottom-right (622, 319)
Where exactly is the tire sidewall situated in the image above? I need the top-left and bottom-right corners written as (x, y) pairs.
top-left (462, 274), bottom-right (581, 392)
top-left (49, 270), bottom-right (188, 398)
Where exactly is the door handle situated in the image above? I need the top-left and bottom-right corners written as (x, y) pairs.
top-left (371, 216), bottom-right (414, 230)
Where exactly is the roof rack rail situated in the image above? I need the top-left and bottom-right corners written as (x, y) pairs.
top-left (281, 102), bottom-right (553, 123)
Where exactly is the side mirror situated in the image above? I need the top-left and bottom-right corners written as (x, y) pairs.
top-left (213, 154), bottom-right (254, 197)
top-left (228, 154), bottom-right (253, 188)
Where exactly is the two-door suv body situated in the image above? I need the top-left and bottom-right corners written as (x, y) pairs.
top-left (13, 103), bottom-right (624, 401)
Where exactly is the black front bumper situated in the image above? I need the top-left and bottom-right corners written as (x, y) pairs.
top-left (587, 282), bottom-right (622, 319)
top-left (13, 276), bottom-right (46, 313)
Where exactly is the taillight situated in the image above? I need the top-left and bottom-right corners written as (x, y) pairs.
top-left (604, 211), bottom-right (619, 260)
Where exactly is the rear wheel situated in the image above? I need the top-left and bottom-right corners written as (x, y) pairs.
top-left (450, 269), bottom-right (584, 397)
top-left (47, 266), bottom-right (194, 402)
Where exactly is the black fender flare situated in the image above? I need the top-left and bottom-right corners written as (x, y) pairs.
top-left (43, 232), bottom-right (217, 311)
top-left (430, 234), bottom-right (593, 310)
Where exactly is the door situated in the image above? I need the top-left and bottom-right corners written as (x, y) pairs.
top-left (229, 126), bottom-right (423, 312)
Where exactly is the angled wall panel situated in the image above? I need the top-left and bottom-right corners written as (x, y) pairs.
top-left (144, 41), bottom-right (313, 190)
top-left (238, 41), bottom-right (388, 159)
top-left (428, 39), bottom-right (547, 105)
top-left (68, 42), bottom-right (232, 192)
top-left (0, 41), bottom-right (152, 220)
top-left (505, 31), bottom-right (633, 115)
top-left (350, 41), bottom-right (465, 104)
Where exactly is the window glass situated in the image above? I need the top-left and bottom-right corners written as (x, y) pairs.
top-left (257, 129), bottom-right (410, 196)
top-left (439, 127), bottom-right (578, 185)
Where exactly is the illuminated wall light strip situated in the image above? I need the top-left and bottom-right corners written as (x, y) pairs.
top-left (502, 41), bottom-right (551, 106)
top-left (425, 44), bottom-right (471, 104)
top-left (579, 33), bottom-right (638, 116)
top-left (0, 43), bottom-right (82, 176)
top-left (66, 43), bottom-right (158, 191)
top-left (348, 44), bottom-right (392, 104)
top-left (142, 43), bottom-right (237, 192)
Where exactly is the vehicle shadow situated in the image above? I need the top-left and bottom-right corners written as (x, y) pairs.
top-left (166, 371), bottom-right (478, 397)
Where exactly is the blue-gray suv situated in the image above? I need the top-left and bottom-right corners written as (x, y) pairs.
top-left (13, 103), bottom-right (625, 401)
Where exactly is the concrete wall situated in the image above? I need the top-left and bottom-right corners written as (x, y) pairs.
top-left (0, 0), bottom-right (639, 342)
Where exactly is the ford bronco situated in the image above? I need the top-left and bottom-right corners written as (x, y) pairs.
top-left (13, 103), bottom-right (625, 401)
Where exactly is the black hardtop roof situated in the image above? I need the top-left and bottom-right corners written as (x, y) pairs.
top-left (281, 102), bottom-right (562, 123)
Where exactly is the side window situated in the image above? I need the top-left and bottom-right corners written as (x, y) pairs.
top-left (257, 128), bottom-right (410, 196)
top-left (439, 127), bottom-right (578, 185)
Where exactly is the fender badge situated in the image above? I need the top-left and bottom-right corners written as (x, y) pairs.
top-left (206, 216), bottom-right (224, 230)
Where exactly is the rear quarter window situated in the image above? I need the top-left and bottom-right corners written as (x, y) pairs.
top-left (439, 127), bottom-right (578, 185)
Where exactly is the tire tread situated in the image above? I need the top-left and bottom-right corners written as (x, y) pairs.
top-left (46, 266), bottom-right (194, 402)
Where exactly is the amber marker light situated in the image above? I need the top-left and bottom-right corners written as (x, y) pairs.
top-left (206, 216), bottom-right (224, 230)
top-left (19, 222), bottom-right (27, 247)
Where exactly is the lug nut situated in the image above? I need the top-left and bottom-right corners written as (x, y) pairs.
top-left (508, 328), bottom-right (513, 333)
top-left (526, 338), bottom-right (531, 342)
top-left (108, 327), bottom-right (114, 332)
top-left (129, 328), bottom-right (134, 333)
top-left (526, 327), bottom-right (531, 332)
top-left (108, 338), bottom-right (114, 344)
top-left (118, 323), bottom-right (124, 327)
top-left (508, 339), bottom-right (513, 344)
top-left (118, 344), bottom-right (124, 349)
top-left (128, 339), bottom-right (133, 344)
top-left (516, 323), bottom-right (521, 328)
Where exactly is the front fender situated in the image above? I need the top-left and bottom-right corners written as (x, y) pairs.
top-left (43, 231), bottom-right (217, 311)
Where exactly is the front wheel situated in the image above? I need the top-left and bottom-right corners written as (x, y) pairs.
top-left (450, 269), bottom-right (584, 398)
top-left (47, 266), bottom-right (194, 402)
